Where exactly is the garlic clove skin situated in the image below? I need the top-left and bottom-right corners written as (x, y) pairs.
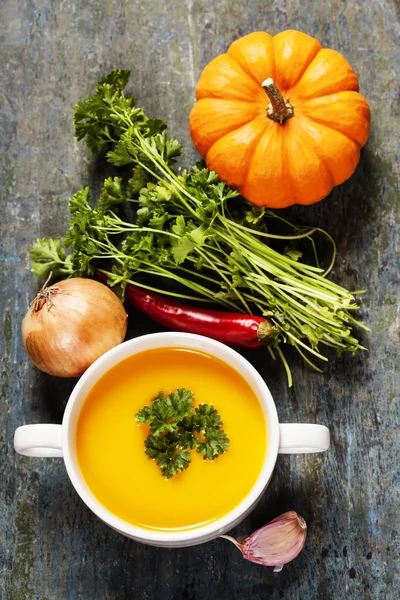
top-left (220, 511), bottom-right (307, 570)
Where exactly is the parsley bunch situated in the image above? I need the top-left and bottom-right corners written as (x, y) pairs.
top-left (30, 70), bottom-right (368, 386)
top-left (136, 389), bottom-right (229, 479)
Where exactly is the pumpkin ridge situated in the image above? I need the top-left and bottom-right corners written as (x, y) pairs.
top-left (227, 31), bottom-right (276, 86)
top-left (293, 90), bottom-right (363, 103)
top-left (195, 54), bottom-right (265, 103)
top-left (213, 53), bottom-right (260, 102)
top-left (226, 48), bottom-right (268, 85)
top-left (271, 30), bottom-right (322, 92)
top-left (286, 47), bottom-right (322, 90)
top-left (287, 48), bottom-right (359, 103)
top-left (242, 125), bottom-right (294, 208)
top-left (189, 98), bottom-right (266, 156)
top-left (224, 55), bottom-right (265, 91)
top-left (284, 118), bottom-right (334, 204)
top-left (280, 132), bottom-right (295, 206)
top-left (227, 51), bottom-right (269, 87)
top-left (294, 92), bottom-right (370, 147)
top-left (295, 111), bottom-right (360, 146)
top-left (292, 115), bottom-right (360, 188)
top-left (296, 117), bottom-right (336, 184)
top-left (206, 120), bottom-right (268, 188)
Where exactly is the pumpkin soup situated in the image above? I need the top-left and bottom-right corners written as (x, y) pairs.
top-left (76, 347), bottom-right (267, 531)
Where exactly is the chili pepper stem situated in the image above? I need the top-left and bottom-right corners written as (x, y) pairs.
top-left (257, 320), bottom-right (279, 345)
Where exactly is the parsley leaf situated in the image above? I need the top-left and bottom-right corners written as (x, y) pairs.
top-left (136, 389), bottom-right (195, 437)
top-left (98, 177), bottom-right (125, 213)
top-left (97, 69), bottom-right (131, 90)
top-left (168, 388), bottom-right (195, 420)
top-left (29, 70), bottom-right (367, 388)
top-left (136, 389), bottom-right (229, 478)
top-left (196, 428), bottom-right (230, 460)
top-left (137, 393), bottom-right (175, 437)
top-left (187, 404), bottom-right (224, 432)
top-left (30, 238), bottom-right (73, 278)
top-left (144, 432), bottom-right (192, 479)
top-left (171, 236), bottom-right (197, 264)
top-left (155, 448), bottom-right (191, 479)
top-left (69, 187), bottom-right (91, 215)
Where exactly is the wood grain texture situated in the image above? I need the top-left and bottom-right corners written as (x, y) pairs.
top-left (1, 0), bottom-right (399, 598)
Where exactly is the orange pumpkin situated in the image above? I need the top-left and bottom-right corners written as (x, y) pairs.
top-left (189, 30), bottom-right (371, 208)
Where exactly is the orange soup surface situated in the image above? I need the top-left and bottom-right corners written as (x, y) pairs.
top-left (76, 347), bottom-right (267, 531)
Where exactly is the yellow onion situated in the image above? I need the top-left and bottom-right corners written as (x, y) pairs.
top-left (22, 277), bottom-right (128, 377)
top-left (220, 511), bottom-right (307, 571)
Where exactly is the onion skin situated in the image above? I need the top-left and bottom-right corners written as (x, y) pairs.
top-left (22, 278), bottom-right (128, 377)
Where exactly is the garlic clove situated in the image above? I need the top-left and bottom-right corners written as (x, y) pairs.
top-left (220, 511), bottom-right (307, 570)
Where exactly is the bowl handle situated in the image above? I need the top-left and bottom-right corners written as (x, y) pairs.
top-left (278, 423), bottom-right (330, 454)
top-left (14, 424), bottom-right (63, 457)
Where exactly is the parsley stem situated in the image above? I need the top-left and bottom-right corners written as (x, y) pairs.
top-left (178, 266), bottom-right (230, 287)
top-left (220, 225), bottom-right (353, 300)
top-left (292, 343), bottom-right (324, 372)
top-left (219, 219), bottom-right (324, 275)
top-left (185, 256), bottom-right (232, 278)
top-left (125, 279), bottom-right (213, 302)
top-left (276, 346), bottom-right (293, 388)
top-left (98, 269), bottom-right (219, 302)
top-left (133, 132), bottom-right (200, 218)
top-left (285, 331), bottom-right (328, 360)
top-left (195, 247), bottom-right (252, 314)
top-left (139, 260), bottom-right (241, 310)
top-left (41, 70), bottom-right (367, 385)
top-left (93, 223), bottom-right (180, 239)
top-left (223, 219), bottom-right (320, 241)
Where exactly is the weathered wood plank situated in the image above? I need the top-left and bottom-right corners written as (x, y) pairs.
top-left (1, 0), bottom-right (399, 599)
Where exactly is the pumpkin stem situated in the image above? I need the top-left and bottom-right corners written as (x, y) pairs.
top-left (262, 78), bottom-right (294, 124)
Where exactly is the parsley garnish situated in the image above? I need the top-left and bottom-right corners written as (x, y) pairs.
top-left (29, 70), bottom-right (368, 387)
top-left (136, 389), bottom-right (229, 479)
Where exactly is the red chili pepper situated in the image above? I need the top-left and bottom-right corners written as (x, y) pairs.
top-left (123, 282), bottom-right (278, 349)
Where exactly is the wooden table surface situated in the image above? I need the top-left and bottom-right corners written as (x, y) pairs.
top-left (1, 1), bottom-right (399, 599)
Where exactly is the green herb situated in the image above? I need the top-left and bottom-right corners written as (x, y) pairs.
top-left (30, 70), bottom-right (368, 386)
top-left (136, 389), bottom-right (229, 478)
